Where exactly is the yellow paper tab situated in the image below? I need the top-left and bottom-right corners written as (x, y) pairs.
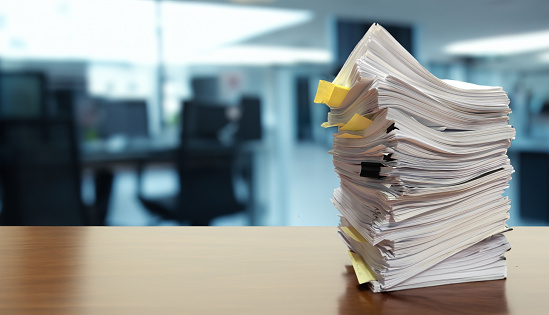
top-left (321, 122), bottom-right (341, 128)
top-left (340, 114), bottom-right (373, 131)
top-left (336, 133), bottom-right (364, 139)
top-left (341, 226), bottom-right (368, 243)
top-left (348, 251), bottom-right (377, 284)
top-left (314, 80), bottom-right (350, 108)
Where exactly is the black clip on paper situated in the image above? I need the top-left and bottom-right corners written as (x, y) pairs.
top-left (360, 162), bottom-right (383, 179)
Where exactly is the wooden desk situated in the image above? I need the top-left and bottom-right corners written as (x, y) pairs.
top-left (0, 227), bottom-right (547, 314)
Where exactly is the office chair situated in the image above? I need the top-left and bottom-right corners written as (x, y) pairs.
top-left (138, 101), bottom-right (246, 226)
top-left (236, 96), bottom-right (262, 142)
top-left (0, 72), bottom-right (47, 119)
top-left (0, 118), bottom-right (90, 225)
top-left (0, 72), bottom-right (113, 225)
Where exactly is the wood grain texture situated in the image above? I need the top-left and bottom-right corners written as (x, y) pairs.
top-left (0, 226), bottom-right (547, 315)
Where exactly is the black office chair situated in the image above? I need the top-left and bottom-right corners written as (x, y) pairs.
top-left (0, 118), bottom-right (90, 225)
top-left (0, 72), bottom-right (113, 226)
top-left (138, 101), bottom-right (246, 226)
top-left (0, 72), bottom-right (47, 119)
top-left (236, 96), bottom-right (262, 142)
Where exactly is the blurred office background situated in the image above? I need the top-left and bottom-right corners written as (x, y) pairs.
top-left (0, 0), bottom-right (547, 226)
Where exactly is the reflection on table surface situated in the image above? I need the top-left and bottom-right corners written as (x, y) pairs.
top-left (339, 266), bottom-right (507, 314)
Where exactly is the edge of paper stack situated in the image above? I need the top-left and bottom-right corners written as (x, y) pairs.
top-left (317, 23), bottom-right (514, 292)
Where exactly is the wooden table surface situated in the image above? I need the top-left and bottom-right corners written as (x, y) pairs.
top-left (0, 226), bottom-right (547, 315)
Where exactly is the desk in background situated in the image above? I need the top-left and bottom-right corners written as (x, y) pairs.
top-left (80, 137), bottom-right (179, 168)
top-left (80, 97), bottom-right (263, 226)
top-left (80, 138), bottom-right (260, 226)
top-left (0, 226), bottom-right (546, 314)
top-left (509, 138), bottom-right (549, 224)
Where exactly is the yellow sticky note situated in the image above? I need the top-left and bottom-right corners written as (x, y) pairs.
top-left (336, 133), bottom-right (364, 139)
top-left (341, 226), bottom-right (368, 243)
top-left (321, 122), bottom-right (343, 128)
top-left (314, 80), bottom-right (350, 108)
top-left (340, 114), bottom-right (373, 131)
top-left (348, 251), bottom-right (377, 284)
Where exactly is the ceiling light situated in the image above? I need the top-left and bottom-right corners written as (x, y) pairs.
top-left (445, 30), bottom-right (549, 57)
top-left (161, 1), bottom-right (312, 64)
top-left (229, 0), bottom-right (275, 4)
top-left (185, 45), bottom-right (332, 66)
top-left (0, 0), bottom-right (312, 64)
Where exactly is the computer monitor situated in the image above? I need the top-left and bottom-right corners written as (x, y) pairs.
top-left (95, 99), bottom-right (149, 139)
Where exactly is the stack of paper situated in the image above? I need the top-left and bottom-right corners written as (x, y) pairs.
top-left (316, 23), bottom-right (514, 292)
